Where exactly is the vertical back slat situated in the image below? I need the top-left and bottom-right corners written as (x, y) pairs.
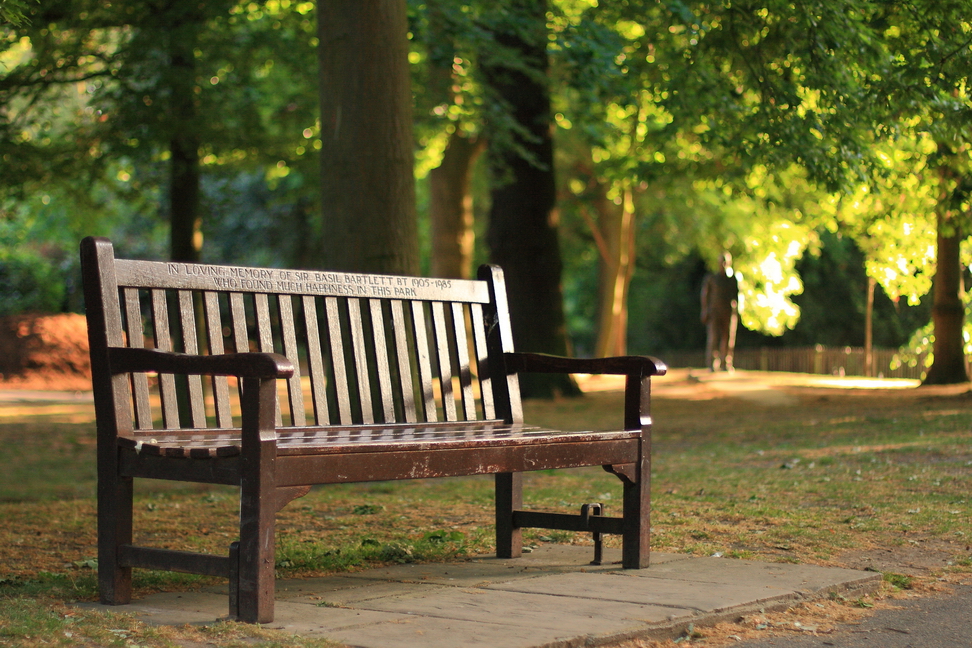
top-left (325, 297), bottom-right (353, 424)
top-left (411, 301), bottom-right (437, 422)
top-left (254, 294), bottom-right (274, 354)
top-left (254, 293), bottom-right (282, 426)
top-left (431, 302), bottom-right (457, 421)
top-left (229, 292), bottom-right (249, 405)
top-left (347, 298), bottom-right (374, 424)
top-left (390, 300), bottom-right (417, 423)
top-left (451, 303), bottom-right (476, 421)
top-left (123, 288), bottom-right (153, 429)
top-left (203, 291), bottom-right (233, 428)
top-left (369, 300), bottom-right (396, 423)
top-left (478, 265), bottom-right (522, 423)
top-left (302, 295), bottom-right (329, 425)
top-left (229, 293), bottom-right (249, 353)
top-left (178, 290), bottom-right (207, 428)
top-left (277, 295), bottom-right (306, 426)
top-left (151, 289), bottom-right (180, 428)
top-left (470, 303), bottom-right (495, 419)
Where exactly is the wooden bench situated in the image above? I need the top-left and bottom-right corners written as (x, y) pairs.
top-left (81, 236), bottom-right (667, 623)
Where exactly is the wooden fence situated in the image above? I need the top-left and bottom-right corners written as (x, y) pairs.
top-left (659, 345), bottom-right (929, 380)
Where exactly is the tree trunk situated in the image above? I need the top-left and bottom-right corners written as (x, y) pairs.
top-left (425, 0), bottom-right (484, 280)
top-left (317, 0), bottom-right (419, 275)
top-left (168, 15), bottom-right (201, 263)
top-left (430, 131), bottom-right (485, 279)
top-left (594, 185), bottom-right (636, 358)
top-left (864, 276), bottom-right (875, 377)
top-left (482, 0), bottom-right (578, 398)
top-left (923, 210), bottom-right (969, 384)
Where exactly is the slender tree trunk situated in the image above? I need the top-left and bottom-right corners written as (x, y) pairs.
top-left (864, 276), bottom-right (875, 377)
top-left (425, 0), bottom-right (485, 280)
top-left (595, 185), bottom-right (636, 358)
top-left (318, 0), bottom-right (418, 274)
top-left (483, 0), bottom-right (578, 397)
top-left (430, 131), bottom-right (486, 278)
top-left (924, 210), bottom-right (969, 384)
top-left (168, 16), bottom-right (201, 263)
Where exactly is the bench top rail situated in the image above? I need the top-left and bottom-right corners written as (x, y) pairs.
top-left (85, 240), bottom-right (510, 435)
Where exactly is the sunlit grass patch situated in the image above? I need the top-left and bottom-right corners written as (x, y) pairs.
top-left (0, 596), bottom-right (342, 648)
top-left (3, 381), bottom-right (972, 646)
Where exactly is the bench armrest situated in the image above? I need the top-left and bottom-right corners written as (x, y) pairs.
top-left (504, 352), bottom-right (667, 378)
top-left (108, 347), bottom-right (295, 379)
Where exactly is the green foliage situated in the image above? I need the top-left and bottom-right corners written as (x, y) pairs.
top-left (782, 231), bottom-right (930, 348)
top-left (0, 198), bottom-right (68, 315)
top-left (2, 0), bottom-right (971, 352)
top-left (883, 571), bottom-right (913, 590)
top-left (1, 0), bottom-right (321, 267)
top-left (625, 254), bottom-right (708, 355)
top-left (0, 0), bottom-right (34, 27)
top-left (548, 0), bottom-right (972, 349)
top-left (0, 248), bottom-right (63, 315)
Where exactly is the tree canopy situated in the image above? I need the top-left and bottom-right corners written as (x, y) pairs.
top-left (2, 0), bottom-right (971, 382)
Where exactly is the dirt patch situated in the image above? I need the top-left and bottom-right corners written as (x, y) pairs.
top-left (839, 539), bottom-right (972, 577)
top-left (0, 313), bottom-right (91, 391)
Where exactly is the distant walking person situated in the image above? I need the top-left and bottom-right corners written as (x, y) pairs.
top-left (701, 252), bottom-right (739, 371)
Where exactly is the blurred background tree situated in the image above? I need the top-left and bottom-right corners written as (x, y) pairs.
top-left (1, 0), bottom-right (970, 386)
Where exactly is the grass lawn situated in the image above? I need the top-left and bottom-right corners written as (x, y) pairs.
top-left (2, 369), bottom-right (971, 646)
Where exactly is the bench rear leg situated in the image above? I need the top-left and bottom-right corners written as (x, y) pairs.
top-left (98, 475), bottom-right (134, 604)
top-left (495, 472), bottom-right (522, 558)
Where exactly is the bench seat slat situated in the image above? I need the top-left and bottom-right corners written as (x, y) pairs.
top-left (119, 423), bottom-right (639, 459)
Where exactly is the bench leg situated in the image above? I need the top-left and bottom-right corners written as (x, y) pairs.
top-left (98, 474), bottom-right (134, 604)
top-left (495, 472), bottom-right (522, 558)
top-left (237, 484), bottom-right (275, 622)
top-left (621, 443), bottom-right (650, 569)
top-left (237, 377), bottom-right (278, 623)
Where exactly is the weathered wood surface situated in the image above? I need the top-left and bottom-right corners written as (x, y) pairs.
top-left (81, 236), bottom-right (666, 624)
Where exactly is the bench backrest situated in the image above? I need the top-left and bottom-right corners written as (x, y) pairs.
top-left (81, 237), bottom-right (523, 435)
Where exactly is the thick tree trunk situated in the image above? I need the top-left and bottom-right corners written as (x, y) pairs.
top-left (483, 0), bottom-right (578, 398)
top-left (923, 211), bottom-right (969, 384)
top-left (169, 139), bottom-right (200, 263)
top-left (430, 131), bottom-right (485, 279)
top-left (168, 16), bottom-right (201, 263)
top-left (318, 0), bottom-right (419, 274)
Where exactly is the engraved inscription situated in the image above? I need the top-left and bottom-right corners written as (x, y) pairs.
top-left (163, 262), bottom-right (440, 298)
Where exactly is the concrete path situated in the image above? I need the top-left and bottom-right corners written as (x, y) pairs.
top-left (90, 546), bottom-right (881, 648)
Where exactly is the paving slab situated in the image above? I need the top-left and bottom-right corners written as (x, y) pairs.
top-left (81, 545), bottom-right (881, 648)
